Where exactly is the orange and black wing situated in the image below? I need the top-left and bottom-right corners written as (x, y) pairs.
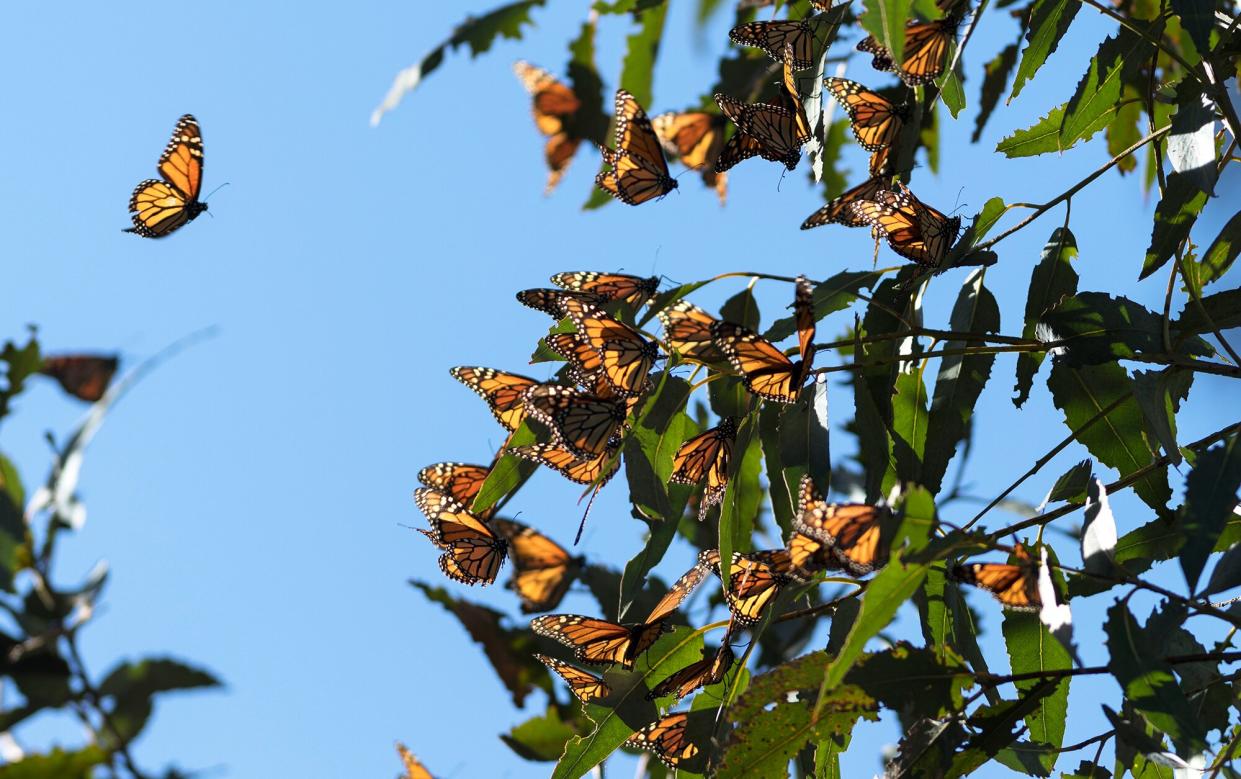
top-left (857, 18), bottom-right (958, 85)
top-left (561, 297), bottom-right (658, 398)
top-left (550, 271), bottom-right (660, 309)
top-left (657, 300), bottom-right (726, 365)
top-left (794, 275), bottom-right (816, 365)
top-left (718, 551), bottom-right (790, 625)
top-left (800, 176), bottom-right (888, 230)
top-left (823, 77), bottom-right (905, 151)
top-left (643, 554), bottom-right (716, 624)
top-left (514, 61), bottom-right (583, 194)
top-left (416, 462), bottom-right (492, 516)
top-left (535, 654), bottom-right (610, 703)
top-left (125, 114), bottom-right (206, 238)
top-left (714, 94), bottom-right (807, 172)
top-left (652, 112), bottom-right (729, 203)
top-left (516, 288), bottom-right (607, 319)
top-left (507, 439), bottom-right (621, 487)
top-left (952, 545), bottom-right (1041, 611)
top-left (793, 476), bottom-right (889, 575)
top-left (850, 183), bottom-right (960, 267)
top-left (395, 742), bottom-right (434, 779)
top-left (647, 644), bottom-right (734, 701)
top-left (531, 614), bottom-right (665, 667)
top-left (38, 354), bottom-right (119, 402)
top-left (728, 19), bottom-right (816, 70)
top-left (670, 417), bottom-right (737, 519)
top-left (493, 518), bottom-right (580, 613)
top-left (596, 91), bottom-right (677, 205)
top-left (413, 488), bottom-right (508, 585)
top-left (711, 321), bottom-right (805, 404)
top-left (449, 366), bottom-right (539, 432)
top-left (624, 713), bottom-right (700, 769)
top-left (523, 384), bottom-right (628, 459)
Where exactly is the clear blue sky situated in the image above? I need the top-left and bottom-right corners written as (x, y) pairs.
top-left (0, 1), bottom-right (1236, 777)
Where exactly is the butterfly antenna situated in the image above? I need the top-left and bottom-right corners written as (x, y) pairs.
top-left (573, 486), bottom-right (602, 545)
top-left (202, 182), bottom-right (231, 202)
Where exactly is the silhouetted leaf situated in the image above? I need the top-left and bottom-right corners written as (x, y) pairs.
top-left (472, 422), bottom-right (540, 516)
top-left (891, 368), bottom-right (929, 485)
top-left (1009, 0), bottom-right (1080, 101)
top-left (1173, 287), bottom-right (1241, 339)
top-left (98, 657), bottom-right (220, 743)
top-left (1178, 434), bottom-right (1241, 593)
top-left (1040, 292), bottom-right (1209, 364)
top-left (1014, 227), bottom-right (1078, 407)
top-left (1141, 172), bottom-right (1212, 279)
top-left (1131, 369), bottom-right (1192, 465)
top-left (1194, 210), bottom-right (1241, 287)
top-left (765, 271), bottom-right (883, 342)
top-left (502, 705), bottom-right (579, 762)
top-left (974, 40), bottom-right (1020, 141)
top-left (0, 747), bottom-right (108, 779)
top-left (1040, 458), bottom-right (1092, 508)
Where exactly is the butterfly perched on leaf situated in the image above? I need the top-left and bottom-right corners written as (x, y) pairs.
top-left (823, 77), bottom-right (906, 151)
top-left (38, 354), bottom-right (119, 403)
top-left (552, 297), bottom-right (659, 399)
top-left (715, 53), bottom-right (812, 173)
top-left (647, 643), bottom-right (734, 701)
top-left (492, 518), bottom-right (583, 613)
top-left (516, 288), bottom-right (607, 319)
top-left (710, 276), bottom-right (817, 404)
top-left (550, 271), bottom-right (661, 310)
top-left (657, 300), bottom-right (727, 366)
top-left (857, 16), bottom-right (960, 85)
top-left (951, 544), bottom-right (1041, 611)
top-left (530, 614), bottom-right (668, 668)
top-left (727, 0), bottom-right (834, 70)
top-left (624, 712), bottom-right (704, 770)
top-left (792, 475), bottom-right (890, 575)
top-left (523, 384), bottom-right (628, 460)
top-left (395, 742), bottom-right (434, 779)
top-left (849, 182), bottom-right (961, 267)
top-left (449, 367), bottom-right (539, 432)
top-left (413, 488), bottom-right (508, 586)
top-left (652, 111), bottom-right (729, 204)
top-left (535, 653), bottom-right (610, 703)
top-left (125, 114), bottom-right (207, 238)
top-left (596, 90), bottom-right (678, 205)
top-left (670, 417), bottom-right (738, 520)
top-left (513, 61), bottom-right (583, 194)
top-left (507, 438), bottom-right (620, 487)
top-left (417, 462), bottom-right (494, 520)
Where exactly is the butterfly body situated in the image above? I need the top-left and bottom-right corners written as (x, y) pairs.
top-left (523, 384), bottom-right (628, 459)
top-left (792, 475), bottom-right (889, 575)
top-left (530, 614), bottom-right (667, 668)
top-left (125, 114), bottom-right (207, 238)
top-left (849, 182), bottom-right (961, 267)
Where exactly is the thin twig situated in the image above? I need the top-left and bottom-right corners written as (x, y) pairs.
top-left (65, 633), bottom-right (149, 779)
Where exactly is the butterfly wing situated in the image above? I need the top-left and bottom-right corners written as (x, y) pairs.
top-left (492, 518), bottom-right (578, 612)
top-left (531, 615), bottom-right (662, 667)
top-left (507, 440), bottom-right (621, 487)
top-left (714, 121), bottom-right (770, 173)
top-left (794, 275), bottom-right (817, 365)
top-left (535, 654), bottom-right (610, 703)
top-left (416, 462), bottom-right (492, 514)
top-left (670, 417), bottom-right (737, 519)
top-left (714, 94), bottom-right (807, 171)
top-left (395, 742), bottom-right (434, 779)
top-left (625, 713), bottom-right (700, 769)
top-left (413, 488), bottom-right (508, 585)
top-left (728, 19), bottom-right (816, 69)
top-left (720, 552), bottom-right (789, 625)
top-left (516, 288), bottom-right (607, 318)
top-left (549, 271), bottom-right (660, 309)
top-left (513, 61), bottom-right (581, 135)
top-left (952, 545), bottom-right (1041, 611)
top-left (800, 176), bottom-right (888, 230)
top-left (523, 385), bottom-right (627, 459)
top-left (657, 300), bottom-right (727, 365)
top-left (647, 644), bottom-right (734, 701)
top-left (126, 115), bottom-right (205, 238)
top-left (449, 366), bottom-right (539, 432)
top-left (38, 355), bottom-right (119, 403)
top-left (823, 77), bottom-right (904, 151)
top-left (711, 321), bottom-right (802, 403)
top-left (644, 556), bottom-right (715, 624)
top-left (561, 297), bottom-right (657, 398)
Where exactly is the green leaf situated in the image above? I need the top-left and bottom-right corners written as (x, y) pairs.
top-left (471, 422), bottom-right (539, 516)
top-left (718, 414), bottom-right (762, 588)
top-left (0, 747), bottom-right (108, 779)
top-left (1195, 209), bottom-right (1241, 287)
top-left (1173, 287), bottom-right (1241, 339)
top-left (846, 643), bottom-right (970, 729)
top-left (1178, 434), bottom-right (1241, 593)
top-left (1038, 292), bottom-right (1177, 364)
top-left (369, 0), bottom-right (546, 125)
top-left (1106, 93), bottom-right (1143, 175)
top-left (996, 97), bottom-right (1118, 157)
top-left (1002, 602), bottom-right (1071, 772)
top-left (1040, 458), bottom-right (1093, 507)
top-left (890, 367), bottom-right (929, 486)
top-left (718, 691), bottom-right (871, 778)
top-left (502, 705), bottom-right (578, 762)
top-left (777, 383), bottom-right (831, 532)
top-left (760, 404), bottom-right (794, 533)
top-left (916, 565), bottom-right (996, 702)
top-left (0, 454), bottom-right (27, 592)
top-left (1105, 601), bottom-right (1207, 754)
top-left (1046, 362), bottom-right (1170, 514)
top-left (1203, 542), bottom-right (1241, 596)
top-left (945, 198), bottom-right (1008, 267)
top-left (939, 61), bottom-right (967, 119)
top-left (1009, 0), bottom-right (1080, 101)
top-left (551, 628), bottom-right (704, 779)
top-left (972, 41), bottom-right (1020, 141)
top-left (566, 20), bottom-right (609, 146)
top-left (764, 270), bottom-right (883, 342)
top-left (98, 658), bottom-right (220, 743)
top-left (923, 270), bottom-right (1000, 493)
top-left (720, 286), bottom-right (761, 330)
top-left (1170, 0), bottom-right (1213, 55)
top-left (860, 0), bottom-right (913, 67)
top-left (1014, 227), bottom-right (1079, 407)
top-left (1060, 26), bottom-right (1153, 149)
top-left (949, 682), bottom-right (1061, 775)
top-left (594, 0), bottom-right (667, 12)
top-left (1131, 369), bottom-right (1192, 465)
top-left (1140, 172), bottom-right (1212, 279)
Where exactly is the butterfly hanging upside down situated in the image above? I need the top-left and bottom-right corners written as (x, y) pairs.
top-left (124, 114), bottom-right (207, 238)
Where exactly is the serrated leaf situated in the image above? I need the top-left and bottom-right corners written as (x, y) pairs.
top-left (1178, 434), bottom-right (1241, 593)
top-left (502, 706), bottom-right (578, 762)
top-left (1060, 27), bottom-right (1153, 149)
top-left (891, 368), bottom-right (929, 486)
top-left (1038, 458), bottom-right (1092, 509)
top-left (1173, 287), bottom-right (1241, 339)
top-left (1038, 292), bottom-right (1173, 364)
top-left (1131, 369), bottom-right (1192, 465)
top-left (1140, 172), bottom-right (1212, 279)
top-left (1203, 543), bottom-right (1241, 596)
top-left (1195, 210), bottom-right (1241, 287)
top-left (1014, 227), bottom-right (1078, 407)
top-left (1009, 0), bottom-right (1080, 101)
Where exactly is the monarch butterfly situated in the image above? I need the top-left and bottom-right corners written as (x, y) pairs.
top-left (868, 144), bottom-right (895, 177)
top-left (951, 544), bottom-right (1041, 611)
top-left (508, 438), bottom-right (621, 486)
top-left (492, 519), bottom-right (583, 613)
top-left (656, 300), bottom-right (727, 366)
top-left (523, 384), bottom-right (628, 460)
top-left (549, 272), bottom-right (661, 310)
top-left (395, 742), bottom-right (434, 779)
top-left (714, 54), bottom-right (811, 173)
top-left (792, 475), bottom-right (890, 575)
top-left (449, 366), bottom-right (539, 432)
top-left (706, 550), bottom-right (792, 625)
top-left (800, 176), bottom-right (889, 230)
top-left (849, 182), bottom-right (961, 267)
top-left (124, 114), bottom-right (206, 238)
top-left (413, 488), bottom-right (508, 585)
top-left (555, 297), bottom-right (658, 399)
top-left (652, 111), bottom-right (729, 204)
top-left (823, 77), bottom-right (906, 151)
top-left (857, 17), bottom-right (959, 85)
top-left (727, 0), bottom-right (833, 70)
top-left (516, 288), bottom-right (607, 319)
top-left (670, 417), bottom-right (738, 520)
top-left (710, 277), bottom-right (816, 404)
top-left (643, 550), bottom-right (718, 624)
top-left (647, 643), bottom-right (734, 701)
top-left (416, 462), bottom-right (493, 518)
top-left (513, 61), bottom-right (583, 194)
top-left (624, 713), bottom-right (702, 770)
top-left (596, 90), bottom-right (677, 205)
top-left (535, 653), bottom-right (610, 703)
top-left (714, 126), bottom-right (776, 174)
top-left (38, 354), bottom-right (119, 403)
top-left (530, 614), bottom-right (668, 668)
top-left (784, 530), bottom-right (842, 581)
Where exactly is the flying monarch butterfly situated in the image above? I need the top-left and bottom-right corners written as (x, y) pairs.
top-left (624, 713), bottom-right (702, 770)
top-left (857, 16), bottom-right (960, 85)
top-left (530, 614), bottom-right (668, 668)
top-left (951, 544), bottom-right (1041, 611)
top-left (395, 742), bottom-right (434, 779)
top-left (656, 300), bottom-right (727, 366)
top-left (416, 462), bottom-right (493, 518)
top-left (670, 417), bottom-right (738, 520)
top-left (823, 77), bottom-right (906, 151)
top-left (792, 475), bottom-right (890, 575)
top-left (799, 175), bottom-right (889, 230)
top-left (549, 272), bottom-right (661, 310)
top-left (535, 653), bottom-right (610, 703)
top-left (508, 438), bottom-right (621, 487)
top-left (449, 366), bottom-right (539, 432)
top-left (413, 488), bottom-right (508, 586)
top-left (652, 111), bottom-right (729, 204)
top-left (647, 643), bottom-right (734, 701)
top-left (513, 61), bottom-right (583, 194)
top-left (516, 288), bottom-right (607, 319)
top-left (555, 297), bottom-right (659, 399)
top-left (596, 90), bottom-right (678, 205)
top-left (492, 519), bottom-right (583, 613)
top-left (714, 53), bottom-right (811, 173)
top-left (523, 384), bottom-right (628, 460)
top-left (38, 354), bottom-right (119, 403)
top-left (710, 277), bottom-right (816, 404)
top-left (727, 0), bottom-right (834, 70)
top-left (643, 550), bottom-right (719, 624)
top-left (124, 114), bottom-right (206, 238)
top-left (849, 182), bottom-right (961, 267)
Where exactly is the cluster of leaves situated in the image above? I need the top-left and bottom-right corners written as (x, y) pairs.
top-left (386, 0), bottom-right (1241, 777)
top-left (0, 333), bottom-right (219, 779)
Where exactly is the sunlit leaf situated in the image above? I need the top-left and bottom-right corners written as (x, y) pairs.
top-left (1009, 0), bottom-right (1080, 101)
